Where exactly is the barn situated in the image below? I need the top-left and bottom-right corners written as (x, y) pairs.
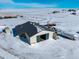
top-left (13, 21), bottom-right (57, 45)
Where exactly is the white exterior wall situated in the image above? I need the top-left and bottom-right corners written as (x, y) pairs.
top-left (30, 31), bottom-right (54, 44)
top-left (49, 32), bottom-right (54, 40)
top-left (30, 36), bottom-right (37, 44)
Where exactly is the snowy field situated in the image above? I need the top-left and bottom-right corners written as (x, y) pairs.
top-left (0, 8), bottom-right (79, 59)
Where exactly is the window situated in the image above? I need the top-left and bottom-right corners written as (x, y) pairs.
top-left (37, 33), bottom-right (49, 42)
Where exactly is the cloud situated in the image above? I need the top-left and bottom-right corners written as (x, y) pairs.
top-left (0, 0), bottom-right (79, 8)
top-left (0, 0), bottom-right (14, 3)
top-left (0, 0), bottom-right (57, 8)
top-left (14, 3), bottom-right (57, 8)
top-left (12, 0), bottom-right (57, 8)
top-left (13, 0), bottom-right (61, 4)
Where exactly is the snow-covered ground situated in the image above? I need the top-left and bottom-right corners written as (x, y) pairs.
top-left (0, 8), bottom-right (79, 59)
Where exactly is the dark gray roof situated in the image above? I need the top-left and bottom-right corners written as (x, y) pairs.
top-left (13, 21), bottom-right (37, 37)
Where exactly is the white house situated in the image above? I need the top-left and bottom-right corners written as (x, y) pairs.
top-left (30, 31), bottom-right (57, 44)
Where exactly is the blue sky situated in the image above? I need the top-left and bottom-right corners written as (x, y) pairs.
top-left (0, 0), bottom-right (79, 8)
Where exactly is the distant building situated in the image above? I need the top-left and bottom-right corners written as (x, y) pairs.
top-left (13, 21), bottom-right (57, 45)
top-left (52, 10), bottom-right (60, 14)
top-left (0, 14), bottom-right (23, 19)
top-left (68, 9), bottom-right (76, 12)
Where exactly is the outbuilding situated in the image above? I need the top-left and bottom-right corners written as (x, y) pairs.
top-left (13, 21), bottom-right (58, 45)
top-left (0, 25), bottom-right (10, 34)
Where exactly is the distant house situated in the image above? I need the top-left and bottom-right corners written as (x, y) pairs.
top-left (0, 14), bottom-right (23, 19)
top-left (52, 11), bottom-right (60, 14)
top-left (13, 21), bottom-right (57, 45)
top-left (68, 9), bottom-right (76, 12)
